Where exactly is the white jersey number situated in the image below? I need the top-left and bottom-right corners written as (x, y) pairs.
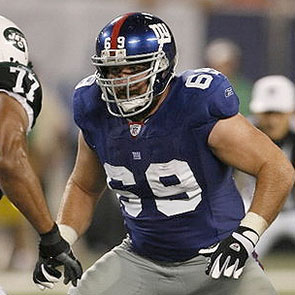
top-left (185, 68), bottom-right (220, 90)
top-left (185, 74), bottom-right (213, 89)
top-left (104, 160), bottom-right (202, 217)
top-left (10, 66), bottom-right (40, 102)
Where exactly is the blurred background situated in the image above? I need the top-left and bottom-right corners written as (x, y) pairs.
top-left (0, 0), bottom-right (294, 294)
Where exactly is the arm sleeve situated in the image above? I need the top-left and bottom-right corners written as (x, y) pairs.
top-left (72, 88), bottom-right (96, 150)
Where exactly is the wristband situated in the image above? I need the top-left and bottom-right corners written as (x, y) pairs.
top-left (39, 223), bottom-right (60, 245)
top-left (240, 212), bottom-right (268, 236)
top-left (57, 224), bottom-right (78, 246)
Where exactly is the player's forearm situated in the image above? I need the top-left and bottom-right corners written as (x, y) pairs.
top-left (0, 155), bottom-right (54, 233)
top-left (247, 153), bottom-right (295, 226)
top-left (57, 177), bottom-right (105, 239)
top-left (0, 100), bottom-right (54, 233)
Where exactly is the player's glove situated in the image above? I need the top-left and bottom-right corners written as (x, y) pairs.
top-left (33, 223), bottom-right (83, 290)
top-left (199, 226), bottom-right (259, 279)
top-left (33, 256), bottom-right (61, 290)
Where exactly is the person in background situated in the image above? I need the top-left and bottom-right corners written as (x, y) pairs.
top-left (35, 12), bottom-right (294, 295)
top-left (235, 75), bottom-right (295, 258)
top-left (0, 15), bottom-right (82, 293)
top-left (204, 38), bottom-right (253, 116)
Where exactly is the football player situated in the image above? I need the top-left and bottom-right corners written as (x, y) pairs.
top-left (0, 16), bottom-right (82, 292)
top-left (36, 12), bottom-right (294, 294)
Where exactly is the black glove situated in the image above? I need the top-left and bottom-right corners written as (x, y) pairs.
top-left (199, 226), bottom-right (259, 279)
top-left (33, 257), bottom-right (62, 290)
top-left (33, 223), bottom-right (83, 290)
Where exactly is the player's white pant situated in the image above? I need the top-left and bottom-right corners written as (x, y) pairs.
top-left (68, 238), bottom-right (277, 295)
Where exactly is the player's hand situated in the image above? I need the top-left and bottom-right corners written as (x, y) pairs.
top-left (33, 223), bottom-right (83, 290)
top-left (199, 226), bottom-right (259, 279)
top-left (33, 256), bottom-right (62, 290)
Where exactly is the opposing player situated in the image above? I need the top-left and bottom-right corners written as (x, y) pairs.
top-left (0, 16), bottom-right (82, 292)
top-left (38, 12), bottom-right (294, 294)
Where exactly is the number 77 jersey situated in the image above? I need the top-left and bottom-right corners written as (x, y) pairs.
top-left (73, 68), bottom-right (245, 262)
top-left (0, 62), bottom-right (42, 131)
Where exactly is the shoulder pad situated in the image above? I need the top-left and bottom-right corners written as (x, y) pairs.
top-left (179, 68), bottom-right (239, 120)
top-left (75, 74), bottom-right (96, 90)
top-left (183, 68), bottom-right (224, 94)
top-left (191, 67), bottom-right (222, 76)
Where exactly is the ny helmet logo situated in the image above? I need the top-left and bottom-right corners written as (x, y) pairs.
top-left (149, 23), bottom-right (171, 49)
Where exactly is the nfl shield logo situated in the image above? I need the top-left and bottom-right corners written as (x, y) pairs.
top-left (129, 122), bottom-right (143, 137)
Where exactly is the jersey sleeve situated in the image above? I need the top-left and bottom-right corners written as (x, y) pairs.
top-left (182, 68), bottom-right (240, 122)
top-left (73, 75), bottom-right (97, 149)
top-left (0, 62), bottom-right (42, 131)
top-left (208, 74), bottom-right (240, 119)
top-left (73, 88), bottom-right (85, 130)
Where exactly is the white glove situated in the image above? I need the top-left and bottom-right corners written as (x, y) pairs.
top-left (199, 226), bottom-right (259, 279)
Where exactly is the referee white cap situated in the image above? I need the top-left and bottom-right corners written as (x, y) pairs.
top-left (250, 75), bottom-right (295, 113)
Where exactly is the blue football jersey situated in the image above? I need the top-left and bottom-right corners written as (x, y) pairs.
top-left (73, 68), bottom-right (245, 262)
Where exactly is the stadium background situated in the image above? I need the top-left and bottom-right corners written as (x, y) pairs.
top-left (0, 0), bottom-right (294, 294)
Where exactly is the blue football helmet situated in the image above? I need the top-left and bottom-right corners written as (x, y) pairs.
top-left (92, 12), bottom-right (177, 118)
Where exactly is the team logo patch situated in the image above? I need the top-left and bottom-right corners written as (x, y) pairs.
top-left (132, 151), bottom-right (141, 160)
top-left (129, 122), bottom-right (143, 137)
top-left (4, 27), bottom-right (26, 52)
top-left (149, 23), bottom-right (171, 49)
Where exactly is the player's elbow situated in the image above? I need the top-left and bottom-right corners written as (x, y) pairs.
top-left (283, 160), bottom-right (295, 191)
top-left (272, 154), bottom-right (295, 193)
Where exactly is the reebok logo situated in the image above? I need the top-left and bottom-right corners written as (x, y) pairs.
top-left (229, 243), bottom-right (241, 252)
